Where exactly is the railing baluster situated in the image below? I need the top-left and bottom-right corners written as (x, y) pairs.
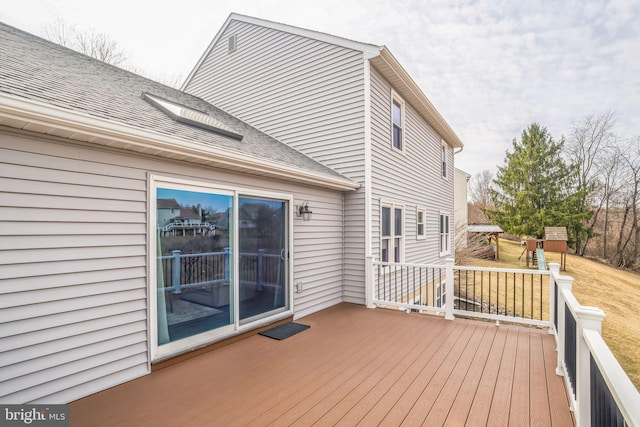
top-left (540, 275), bottom-right (543, 321)
top-left (489, 271), bottom-right (492, 315)
top-left (511, 272), bottom-right (515, 317)
top-left (479, 271), bottom-right (483, 314)
top-left (471, 270), bottom-right (476, 312)
top-left (497, 271), bottom-right (500, 315)
top-left (530, 273), bottom-right (534, 320)
top-left (432, 268), bottom-right (435, 308)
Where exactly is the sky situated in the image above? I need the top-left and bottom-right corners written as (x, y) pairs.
top-left (157, 188), bottom-right (231, 214)
top-left (1, 0), bottom-right (639, 178)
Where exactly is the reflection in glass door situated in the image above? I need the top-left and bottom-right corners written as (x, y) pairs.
top-left (156, 187), bottom-right (234, 347)
top-left (238, 197), bottom-right (288, 322)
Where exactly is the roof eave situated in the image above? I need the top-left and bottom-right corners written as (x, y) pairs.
top-left (371, 47), bottom-right (463, 149)
top-left (0, 93), bottom-right (359, 192)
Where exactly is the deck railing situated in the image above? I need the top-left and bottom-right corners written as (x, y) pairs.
top-left (368, 257), bottom-right (640, 427)
top-left (454, 265), bottom-right (550, 327)
top-left (372, 260), bottom-right (448, 315)
top-left (552, 263), bottom-right (640, 427)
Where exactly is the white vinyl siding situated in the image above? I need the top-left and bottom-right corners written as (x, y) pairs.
top-left (185, 19), bottom-right (368, 304)
top-left (0, 134), bottom-right (148, 405)
top-left (369, 67), bottom-right (454, 264)
top-left (0, 130), bottom-right (345, 403)
top-left (185, 21), bottom-right (366, 177)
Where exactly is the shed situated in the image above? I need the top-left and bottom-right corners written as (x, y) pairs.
top-left (467, 224), bottom-right (504, 260)
top-left (544, 227), bottom-right (568, 270)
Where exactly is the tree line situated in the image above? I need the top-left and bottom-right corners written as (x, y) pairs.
top-left (470, 112), bottom-right (639, 270)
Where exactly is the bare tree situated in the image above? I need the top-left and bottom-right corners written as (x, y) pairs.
top-left (569, 112), bottom-right (616, 190)
top-left (44, 18), bottom-right (127, 67)
top-left (598, 145), bottom-right (624, 261)
top-left (614, 137), bottom-right (640, 268)
top-left (469, 170), bottom-right (494, 211)
top-left (567, 112), bottom-right (616, 255)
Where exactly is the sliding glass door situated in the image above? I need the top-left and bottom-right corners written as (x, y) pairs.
top-left (238, 197), bottom-right (288, 322)
top-left (152, 177), bottom-right (291, 359)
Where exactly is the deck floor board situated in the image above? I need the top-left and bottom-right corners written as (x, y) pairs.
top-left (69, 303), bottom-right (574, 426)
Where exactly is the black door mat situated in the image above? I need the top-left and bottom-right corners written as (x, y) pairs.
top-left (259, 322), bottom-right (310, 340)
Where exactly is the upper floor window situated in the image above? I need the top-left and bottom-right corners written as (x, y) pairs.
top-left (391, 93), bottom-right (404, 151)
top-left (381, 204), bottom-right (403, 262)
top-left (441, 143), bottom-right (447, 178)
top-left (439, 212), bottom-right (450, 255)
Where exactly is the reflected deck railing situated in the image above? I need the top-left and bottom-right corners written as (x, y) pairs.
top-left (159, 249), bottom-right (282, 295)
top-left (368, 258), bottom-right (640, 427)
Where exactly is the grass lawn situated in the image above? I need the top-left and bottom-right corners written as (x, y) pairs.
top-left (462, 239), bottom-right (640, 392)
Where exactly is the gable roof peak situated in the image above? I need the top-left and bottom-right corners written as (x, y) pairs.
top-left (227, 13), bottom-right (382, 56)
top-left (182, 13), bottom-right (463, 150)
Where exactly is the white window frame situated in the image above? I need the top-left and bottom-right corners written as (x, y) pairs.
top-left (381, 202), bottom-right (404, 263)
top-left (439, 212), bottom-right (451, 256)
top-left (149, 174), bottom-right (294, 362)
top-left (391, 91), bottom-right (405, 152)
top-left (416, 207), bottom-right (426, 240)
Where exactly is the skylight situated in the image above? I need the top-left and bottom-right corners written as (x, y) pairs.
top-left (143, 93), bottom-right (243, 140)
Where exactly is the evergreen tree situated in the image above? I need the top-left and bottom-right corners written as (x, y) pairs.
top-left (486, 123), bottom-right (588, 240)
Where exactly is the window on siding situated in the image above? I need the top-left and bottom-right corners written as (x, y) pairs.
top-left (441, 143), bottom-right (447, 178)
top-left (391, 94), bottom-right (404, 151)
top-left (381, 204), bottom-right (403, 262)
top-left (439, 213), bottom-right (450, 255)
top-left (417, 208), bottom-right (426, 239)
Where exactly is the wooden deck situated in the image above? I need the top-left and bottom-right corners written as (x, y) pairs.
top-left (70, 303), bottom-right (574, 426)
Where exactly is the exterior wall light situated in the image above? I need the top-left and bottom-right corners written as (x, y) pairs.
top-left (296, 201), bottom-right (313, 221)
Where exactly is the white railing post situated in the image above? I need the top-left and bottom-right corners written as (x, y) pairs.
top-left (575, 306), bottom-right (606, 427)
top-left (257, 249), bottom-right (265, 291)
top-left (445, 258), bottom-right (455, 320)
top-left (549, 262), bottom-right (560, 334)
top-left (556, 274), bottom-right (574, 377)
top-left (224, 247), bottom-right (230, 285)
top-left (366, 256), bottom-right (375, 308)
top-left (171, 250), bottom-right (181, 294)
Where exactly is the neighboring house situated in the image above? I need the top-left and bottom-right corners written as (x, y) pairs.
top-left (179, 206), bottom-right (202, 225)
top-left (454, 168), bottom-right (471, 248)
top-left (182, 13), bottom-right (463, 306)
top-left (0, 13), bottom-right (463, 405)
top-left (157, 198), bottom-right (181, 226)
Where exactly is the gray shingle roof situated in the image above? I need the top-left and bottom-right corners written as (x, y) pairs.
top-left (544, 227), bottom-right (567, 241)
top-left (0, 21), bottom-right (354, 185)
top-left (468, 224), bottom-right (504, 234)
